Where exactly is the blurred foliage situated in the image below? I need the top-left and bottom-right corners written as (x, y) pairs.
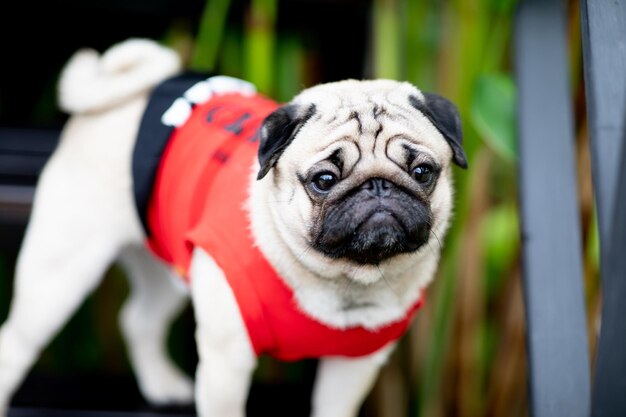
top-left (471, 74), bottom-right (517, 163)
top-left (0, 0), bottom-right (601, 416)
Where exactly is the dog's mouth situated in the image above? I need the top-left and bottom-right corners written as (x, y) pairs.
top-left (312, 181), bottom-right (432, 265)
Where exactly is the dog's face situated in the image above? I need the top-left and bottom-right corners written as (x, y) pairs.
top-left (254, 79), bottom-right (466, 284)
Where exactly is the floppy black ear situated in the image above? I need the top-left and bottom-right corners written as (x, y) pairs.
top-left (409, 93), bottom-right (468, 169)
top-left (257, 104), bottom-right (316, 180)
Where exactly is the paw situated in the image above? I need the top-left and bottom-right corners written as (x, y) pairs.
top-left (139, 367), bottom-right (194, 406)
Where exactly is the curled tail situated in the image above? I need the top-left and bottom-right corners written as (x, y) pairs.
top-left (58, 38), bottom-right (182, 114)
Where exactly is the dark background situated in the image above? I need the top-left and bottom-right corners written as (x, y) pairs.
top-left (0, 0), bottom-right (368, 129)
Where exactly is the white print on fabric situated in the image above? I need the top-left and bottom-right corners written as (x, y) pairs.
top-left (161, 76), bottom-right (258, 127)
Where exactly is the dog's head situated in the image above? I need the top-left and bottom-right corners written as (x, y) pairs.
top-left (253, 79), bottom-right (466, 283)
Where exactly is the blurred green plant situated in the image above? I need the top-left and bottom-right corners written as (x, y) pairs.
top-left (190, 0), bottom-right (232, 71)
top-left (471, 74), bottom-right (517, 163)
top-left (244, 0), bottom-right (278, 95)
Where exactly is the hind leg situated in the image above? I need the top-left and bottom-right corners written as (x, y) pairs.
top-left (0, 101), bottom-right (148, 415)
top-left (0, 170), bottom-right (133, 415)
top-left (117, 245), bottom-right (193, 405)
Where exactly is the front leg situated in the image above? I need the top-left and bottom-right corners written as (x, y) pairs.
top-left (312, 344), bottom-right (395, 417)
top-left (189, 248), bottom-right (257, 417)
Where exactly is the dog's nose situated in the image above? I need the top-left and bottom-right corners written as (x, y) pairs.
top-left (361, 178), bottom-right (392, 197)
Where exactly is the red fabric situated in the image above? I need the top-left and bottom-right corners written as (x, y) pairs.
top-left (146, 93), bottom-right (423, 361)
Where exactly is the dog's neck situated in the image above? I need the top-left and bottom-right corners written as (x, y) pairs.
top-left (248, 169), bottom-right (439, 331)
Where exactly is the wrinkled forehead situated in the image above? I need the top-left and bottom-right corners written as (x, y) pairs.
top-left (287, 79), bottom-right (451, 158)
top-left (292, 79), bottom-right (424, 114)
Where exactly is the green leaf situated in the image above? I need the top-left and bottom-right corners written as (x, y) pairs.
top-left (471, 74), bottom-right (517, 162)
top-left (373, 0), bottom-right (401, 79)
top-left (276, 36), bottom-right (305, 103)
top-left (244, 0), bottom-right (278, 95)
top-left (190, 0), bottom-right (233, 72)
top-left (480, 203), bottom-right (519, 299)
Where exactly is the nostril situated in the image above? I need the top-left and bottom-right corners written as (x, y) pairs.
top-left (362, 178), bottom-right (392, 196)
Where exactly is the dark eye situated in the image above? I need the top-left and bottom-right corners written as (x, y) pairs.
top-left (413, 164), bottom-right (434, 184)
top-left (311, 172), bottom-right (338, 193)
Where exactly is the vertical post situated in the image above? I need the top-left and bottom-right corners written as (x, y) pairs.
top-left (580, 1), bottom-right (626, 415)
top-left (579, 0), bottom-right (626, 244)
top-left (590, 117), bottom-right (626, 417)
top-left (515, 1), bottom-right (591, 416)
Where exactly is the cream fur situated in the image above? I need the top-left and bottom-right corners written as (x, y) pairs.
top-left (0, 39), bottom-right (457, 417)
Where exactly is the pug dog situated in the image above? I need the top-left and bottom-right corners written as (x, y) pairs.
top-left (0, 38), bottom-right (466, 417)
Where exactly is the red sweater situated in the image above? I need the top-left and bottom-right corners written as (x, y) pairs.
top-left (145, 92), bottom-right (422, 361)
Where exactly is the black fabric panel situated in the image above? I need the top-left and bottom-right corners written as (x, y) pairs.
top-left (132, 72), bottom-right (209, 235)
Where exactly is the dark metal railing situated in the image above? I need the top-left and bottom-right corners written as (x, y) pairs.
top-left (516, 0), bottom-right (626, 416)
top-left (580, 0), bottom-right (626, 415)
top-left (515, 1), bottom-right (591, 415)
